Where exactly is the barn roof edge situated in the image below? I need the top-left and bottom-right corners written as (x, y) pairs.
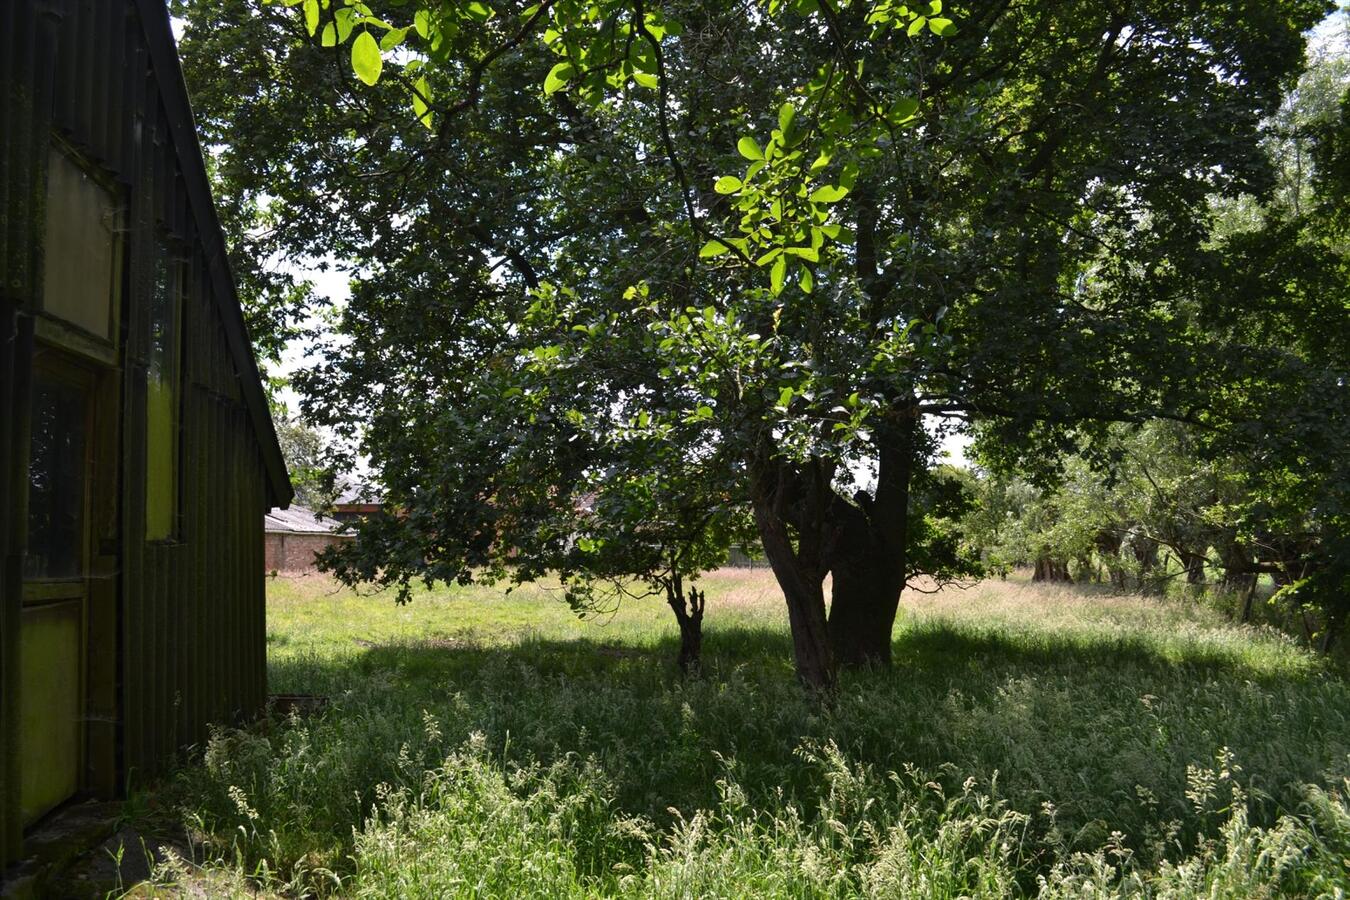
top-left (134, 0), bottom-right (294, 508)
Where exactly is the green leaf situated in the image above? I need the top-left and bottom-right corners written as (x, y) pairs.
top-left (412, 75), bottom-right (432, 129)
top-left (770, 255), bottom-right (787, 295)
top-left (928, 17), bottom-right (957, 36)
top-left (699, 239), bottom-right (731, 258)
top-left (380, 26), bottom-right (409, 52)
top-left (466, 1), bottom-right (494, 22)
top-left (320, 21), bottom-right (337, 46)
top-left (786, 246), bottom-right (819, 262)
top-left (737, 136), bottom-right (764, 161)
top-left (908, 16), bottom-right (927, 37)
top-left (303, 0), bottom-right (319, 35)
top-left (889, 97), bottom-right (920, 123)
top-left (714, 175), bottom-right (743, 194)
top-left (800, 268), bottom-right (814, 293)
top-left (778, 102), bottom-right (797, 137)
top-left (413, 9), bottom-right (431, 38)
top-left (544, 61), bottom-right (575, 95)
top-left (808, 184), bottom-right (849, 204)
top-left (351, 31), bottom-right (383, 86)
top-left (335, 8), bottom-right (355, 42)
top-left (632, 70), bottom-right (660, 89)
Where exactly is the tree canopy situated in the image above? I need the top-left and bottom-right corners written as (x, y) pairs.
top-left (177, 0), bottom-right (1342, 689)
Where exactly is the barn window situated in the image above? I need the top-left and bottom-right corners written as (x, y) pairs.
top-left (146, 241), bottom-right (182, 540)
top-left (24, 367), bottom-right (91, 579)
top-left (42, 148), bottom-right (121, 341)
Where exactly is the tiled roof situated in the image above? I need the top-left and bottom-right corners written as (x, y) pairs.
top-left (334, 479), bottom-right (382, 506)
top-left (264, 505), bottom-right (343, 534)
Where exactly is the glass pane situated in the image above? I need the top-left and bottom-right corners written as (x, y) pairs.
top-left (43, 149), bottom-right (118, 339)
top-left (25, 371), bottom-right (89, 579)
top-left (19, 599), bottom-right (82, 825)
top-left (146, 243), bottom-right (180, 540)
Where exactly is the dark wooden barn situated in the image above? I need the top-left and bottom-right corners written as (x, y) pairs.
top-left (1, 0), bottom-right (293, 872)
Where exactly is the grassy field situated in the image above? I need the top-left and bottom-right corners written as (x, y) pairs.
top-left (128, 570), bottom-right (1350, 897)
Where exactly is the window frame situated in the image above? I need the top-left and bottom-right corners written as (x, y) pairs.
top-left (144, 236), bottom-right (187, 543)
top-left (38, 142), bottom-right (124, 361)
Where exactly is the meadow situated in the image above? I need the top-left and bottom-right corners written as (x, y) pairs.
top-left (127, 570), bottom-right (1350, 897)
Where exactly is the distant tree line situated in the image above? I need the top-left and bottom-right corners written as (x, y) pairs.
top-left (957, 419), bottom-right (1347, 651)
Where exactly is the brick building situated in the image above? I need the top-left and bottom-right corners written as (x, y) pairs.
top-left (264, 507), bottom-right (351, 575)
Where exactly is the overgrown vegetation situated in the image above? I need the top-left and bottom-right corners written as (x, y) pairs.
top-left (152, 1), bottom-right (1350, 893)
top-left (129, 572), bottom-right (1350, 897)
top-left (955, 417), bottom-right (1350, 654)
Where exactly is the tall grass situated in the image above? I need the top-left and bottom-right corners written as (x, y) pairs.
top-left (135, 573), bottom-right (1350, 897)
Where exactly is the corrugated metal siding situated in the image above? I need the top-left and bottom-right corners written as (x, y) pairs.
top-left (1, 0), bottom-right (57, 870)
top-left (2, 0), bottom-right (283, 870)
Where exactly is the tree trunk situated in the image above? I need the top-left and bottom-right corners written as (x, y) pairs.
top-left (666, 581), bottom-right (705, 676)
top-left (1132, 536), bottom-right (1160, 592)
top-left (1033, 555), bottom-right (1071, 582)
top-left (753, 461), bottom-right (836, 694)
top-left (1239, 578), bottom-right (1258, 624)
top-left (1182, 551), bottom-right (1207, 585)
top-left (1218, 537), bottom-right (1252, 593)
top-left (825, 417), bottom-right (913, 669)
top-left (823, 195), bottom-right (919, 672)
top-left (829, 551), bottom-right (902, 668)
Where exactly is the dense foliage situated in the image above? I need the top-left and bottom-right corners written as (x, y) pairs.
top-left (958, 47), bottom-right (1350, 650)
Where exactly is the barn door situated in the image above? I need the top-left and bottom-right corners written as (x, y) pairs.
top-left (19, 354), bottom-right (96, 825)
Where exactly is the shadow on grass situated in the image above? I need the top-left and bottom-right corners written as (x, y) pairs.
top-left (270, 614), bottom-right (1328, 695)
top-left (194, 616), bottom-right (1350, 883)
top-left (267, 620), bottom-right (1348, 806)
